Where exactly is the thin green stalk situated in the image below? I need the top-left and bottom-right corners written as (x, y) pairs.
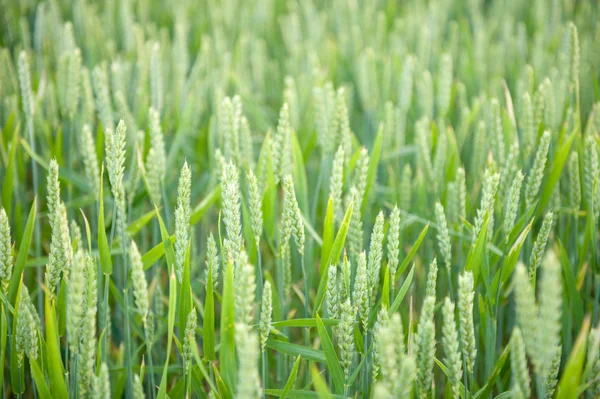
top-left (101, 275), bottom-right (109, 362)
top-left (301, 254), bottom-right (310, 386)
top-left (256, 242), bottom-right (264, 309)
top-left (120, 223), bottom-right (134, 398)
top-left (145, 325), bottom-right (156, 399)
top-left (27, 117), bottom-right (43, 317)
top-left (262, 349), bottom-right (268, 399)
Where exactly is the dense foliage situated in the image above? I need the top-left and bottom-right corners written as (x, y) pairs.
top-left (0, 0), bottom-right (600, 398)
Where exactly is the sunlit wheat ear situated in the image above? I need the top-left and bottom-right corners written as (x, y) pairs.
top-left (442, 297), bottom-right (463, 399)
top-left (132, 374), bottom-right (145, 399)
top-left (46, 201), bottom-right (71, 297)
top-left (92, 362), bottom-right (111, 399)
top-left (259, 280), bottom-right (272, 351)
top-left (326, 265), bottom-right (340, 321)
top-left (473, 168), bottom-right (500, 242)
top-left (510, 327), bottom-right (531, 398)
top-left (524, 130), bottom-right (551, 209)
top-left (81, 124), bottom-right (100, 198)
top-left (503, 171), bottom-right (524, 244)
top-left (206, 233), bottom-right (220, 291)
top-left (235, 326), bottom-right (262, 399)
top-left (513, 263), bottom-right (540, 370)
top-left (234, 252), bottom-right (256, 327)
top-left (529, 211), bottom-right (553, 280)
top-left (367, 211), bottom-right (384, 300)
top-left (129, 241), bottom-right (149, 325)
top-left (47, 159), bottom-right (61, 228)
top-left (0, 208), bottom-right (13, 294)
top-left (247, 170), bottom-right (263, 246)
top-left (272, 103), bottom-right (292, 183)
top-left (372, 308), bottom-right (389, 383)
top-left (387, 205), bottom-right (401, 279)
top-left (353, 251), bottom-right (369, 331)
top-left (92, 64), bottom-right (114, 131)
top-left (221, 161), bottom-right (243, 258)
top-left (282, 174), bottom-right (304, 254)
top-left (79, 254), bottom-right (98, 396)
top-left (415, 296), bottom-right (436, 399)
top-left (434, 202), bottom-right (451, 269)
top-left (425, 258), bottom-right (438, 299)
top-left (338, 298), bottom-right (355, 380)
top-left (538, 250), bottom-right (562, 374)
top-left (569, 152), bottom-right (581, 211)
top-left (174, 161), bottom-right (192, 282)
top-left (329, 145), bottom-right (345, 224)
top-left (583, 133), bottom-right (599, 212)
top-left (183, 309), bottom-right (197, 374)
top-left (67, 248), bottom-right (86, 353)
top-left (15, 285), bottom-right (38, 368)
top-left (436, 53), bottom-right (453, 117)
top-left (105, 120), bottom-right (128, 234)
top-left (146, 107), bottom-right (166, 207)
top-left (458, 271), bottom-right (476, 373)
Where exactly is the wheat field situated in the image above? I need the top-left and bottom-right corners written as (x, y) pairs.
top-left (0, 0), bottom-right (600, 398)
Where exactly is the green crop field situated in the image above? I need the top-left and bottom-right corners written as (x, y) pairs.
top-left (0, 0), bottom-right (599, 397)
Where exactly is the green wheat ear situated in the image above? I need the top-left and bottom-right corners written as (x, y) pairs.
top-left (259, 280), bottom-right (272, 351)
top-left (174, 161), bottom-right (192, 282)
top-left (0, 208), bottom-right (14, 295)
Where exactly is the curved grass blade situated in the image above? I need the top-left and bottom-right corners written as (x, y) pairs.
top-left (315, 314), bottom-right (344, 394)
top-left (314, 202), bottom-right (353, 316)
top-left (98, 166), bottom-right (112, 275)
top-left (389, 264), bottom-right (415, 314)
top-left (220, 260), bottom-right (237, 393)
top-left (44, 296), bottom-right (68, 399)
top-left (556, 316), bottom-right (590, 399)
top-left (157, 272), bottom-right (177, 399)
top-left (8, 198), bottom-right (36, 305)
top-left (395, 223), bottom-right (429, 281)
top-left (280, 355), bottom-right (302, 399)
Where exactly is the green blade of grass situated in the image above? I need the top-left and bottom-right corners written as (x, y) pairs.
top-left (556, 316), bottom-right (590, 399)
top-left (389, 264), bottom-right (415, 314)
top-left (320, 197), bottom-right (335, 274)
top-left (313, 202), bottom-right (353, 316)
top-left (203, 258), bottom-right (216, 360)
top-left (157, 272), bottom-right (177, 399)
top-left (44, 296), bottom-right (68, 399)
top-left (315, 314), bottom-right (344, 394)
top-left (220, 260), bottom-right (237, 393)
top-left (98, 166), bottom-right (112, 275)
top-left (2, 123), bottom-right (19, 217)
top-left (395, 223), bottom-right (429, 281)
top-left (266, 339), bottom-right (326, 363)
top-left (8, 198), bottom-right (36, 305)
top-left (280, 355), bottom-right (302, 399)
